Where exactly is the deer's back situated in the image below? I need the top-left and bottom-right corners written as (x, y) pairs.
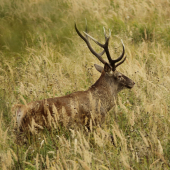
top-left (17, 90), bottom-right (106, 131)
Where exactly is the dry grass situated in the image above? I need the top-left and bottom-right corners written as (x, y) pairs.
top-left (0, 0), bottom-right (170, 169)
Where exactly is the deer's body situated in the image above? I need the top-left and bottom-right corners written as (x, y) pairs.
top-left (14, 24), bottom-right (135, 131)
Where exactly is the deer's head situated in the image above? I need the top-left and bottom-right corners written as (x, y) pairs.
top-left (75, 24), bottom-right (135, 91)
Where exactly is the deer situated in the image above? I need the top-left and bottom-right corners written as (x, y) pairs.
top-left (13, 24), bottom-right (135, 132)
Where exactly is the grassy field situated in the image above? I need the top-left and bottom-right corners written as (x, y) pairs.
top-left (0, 0), bottom-right (170, 169)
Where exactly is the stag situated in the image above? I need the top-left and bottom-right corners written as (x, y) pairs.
top-left (14, 24), bottom-right (135, 132)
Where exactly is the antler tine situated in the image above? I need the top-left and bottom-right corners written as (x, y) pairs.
top-left (83, 31), bottom-right (104, 48)
top-left (84, 28), bottom-right (126, 69)
top-left (75, 24), bottom-right (107, 65)
top-left (113, 39), bottom-right (125, 63)
top-left (84, 29), bottom-right (113, 64)
top-left (103, 27), bottom-right (111, 41)
top-left (115, 56), bottom-right (126, 68)
top-left (83, 30), bottom-right (111, 49)
top-left (76, 23), bottom-right (126, 70)
top-left (103, 27), bottom-right (107, 41)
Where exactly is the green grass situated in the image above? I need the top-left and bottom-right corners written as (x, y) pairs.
top-left (0, 0), bottom-right (170, 169)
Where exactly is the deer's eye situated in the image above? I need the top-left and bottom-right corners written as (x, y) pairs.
top-left (118, 75), bottom-right (122, 79)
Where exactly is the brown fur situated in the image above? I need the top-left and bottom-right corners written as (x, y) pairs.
top-left (14, 68), bottom-right (135, 132)
top-left (14, 25), bottom-right (135, 132)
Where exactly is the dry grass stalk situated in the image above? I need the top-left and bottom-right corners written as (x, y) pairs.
top-left (23, 161), bottom-right (35, 168)
top-left (13, 24), bottom-right (135, 133)
top-left (77, 159), bottom-right (90, 170)
top-left (0, 0), bottom-right (170, 169)
top-left (139, 131), bottom-right (149, 148)
top-left (46, 154), bottom-right (50, 169)
top-left (36, 153), bottom-right (39, 170)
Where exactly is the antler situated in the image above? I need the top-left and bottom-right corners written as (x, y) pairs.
top-left (75, 23), bottom-right (126, 71)
top-left (75, 24), bottom-right (107, 65)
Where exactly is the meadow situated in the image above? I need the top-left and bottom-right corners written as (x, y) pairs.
top-left (0, 0), bottom-right (170, 169)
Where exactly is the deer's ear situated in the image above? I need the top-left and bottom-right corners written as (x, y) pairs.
top-left (94, 64), bottom-right (103, 73)
top-left (104, 63), bottom-right (112, 72)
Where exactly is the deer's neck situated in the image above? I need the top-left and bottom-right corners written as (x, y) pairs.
top-left (88, 73), bottom-right (118, 112)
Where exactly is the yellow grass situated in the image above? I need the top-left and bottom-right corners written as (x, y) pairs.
top-left (0, 0), bottom-right (170, 169)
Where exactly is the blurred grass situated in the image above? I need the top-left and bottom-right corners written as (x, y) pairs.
top-left (0, 0), bottom-right (169, 55)
top-left (0, 0), bottom-right (170, 169)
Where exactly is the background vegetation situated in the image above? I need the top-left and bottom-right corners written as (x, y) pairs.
top-left (0, 0), bottom-right (170, 169)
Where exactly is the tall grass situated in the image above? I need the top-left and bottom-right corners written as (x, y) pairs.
top-left (0, 0), bottom-right (170, 169)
